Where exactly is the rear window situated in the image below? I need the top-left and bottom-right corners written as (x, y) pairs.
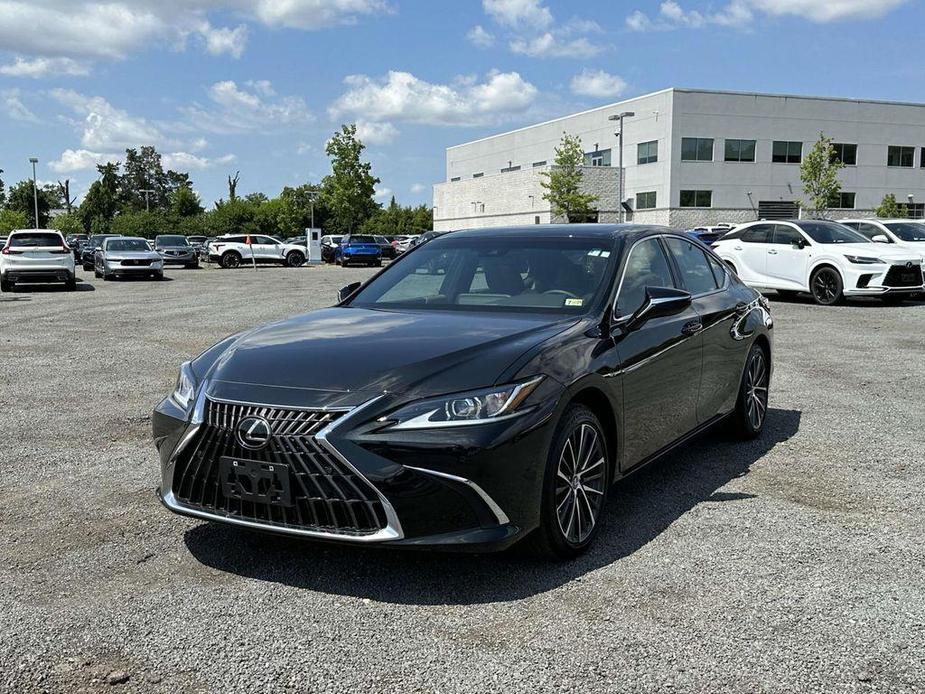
top-left (349, 235), bottom-right (376, 244)
top-left (10, 232), bottom-right (63, 248)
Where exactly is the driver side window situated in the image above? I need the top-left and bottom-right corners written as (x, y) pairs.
top-left (616, 238), bottom-right (676, 317)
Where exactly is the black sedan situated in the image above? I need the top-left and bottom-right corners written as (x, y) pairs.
top-left (153, 224), bottom-right (772, 558)
top-left (81, 234), bottom-right (120, 270)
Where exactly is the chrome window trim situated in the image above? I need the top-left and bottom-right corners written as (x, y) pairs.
top-left (404, 466), bottom-right (510, 526)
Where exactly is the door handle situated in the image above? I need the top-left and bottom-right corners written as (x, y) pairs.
top-left (681, 320), bottom-right (703, 336)
top-left (734, 246), bottom-right (743, 251)
top-left (768, 249), bottom-right (778, 255)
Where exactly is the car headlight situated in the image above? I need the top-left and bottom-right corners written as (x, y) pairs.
top-left (170, 361), bottom-right (196, 409)
top-left (844, 255), bottom-right (884, 264)
top-left (381, 377), bottom-right (544, 430)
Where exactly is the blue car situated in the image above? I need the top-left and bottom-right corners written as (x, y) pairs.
top-left (685, 224), bottom-right (736, 247)
top-left (334, 234), bottom-right (382, 267)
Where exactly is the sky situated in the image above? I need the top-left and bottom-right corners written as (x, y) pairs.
top-left (0, 0), bottom-right (920, 209)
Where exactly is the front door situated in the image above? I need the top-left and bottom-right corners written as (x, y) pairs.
top-left (253, 236), bottom-right (282, 261)
top-left (765, 224), bottom-right (811, 289)
top-left (732, 224), bottom-right (774, 284)
top-left (612, 237), bottom-right (703, 468)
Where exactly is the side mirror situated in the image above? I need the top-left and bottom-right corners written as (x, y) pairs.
top-left (791, 239), bottom-right (807, 250)
top-left (337, 281), bottom-right (362, 303)
top-left (623, 286), bottom-right (692, 331)
top-left (871, 234), bottom-right (890, 244)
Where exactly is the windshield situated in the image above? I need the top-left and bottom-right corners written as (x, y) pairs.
top-left (884, 222), bottom-right (925, 242)
top-left (10, 232), bottom-right (63, 248)
top-left (156, 235), bottom-right (189, 247)
top-left (798, 221), bottom-right (870, 244)
top-left (349, 237), bottom-right (614, 314)
top-left (106, 239), bottom-right (150, 252)
top-left (348, 235), bottom-right (376, 244)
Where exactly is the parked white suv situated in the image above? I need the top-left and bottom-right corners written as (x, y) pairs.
top-left (1, 229), bottom-right (76, 292)
top-left (712, 219), bottom-right (924, 305)
top-left (837, 219), bottom-right (925, 259)
top-left (207, 234), bottom-right (307, 269)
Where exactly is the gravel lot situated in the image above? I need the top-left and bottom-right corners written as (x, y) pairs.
top-left (2, 263), bottom-right (924, 693)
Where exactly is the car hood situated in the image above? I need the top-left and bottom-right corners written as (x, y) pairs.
top-left (205, 307), bottom-right (576, 398)
top-left (825, 243), bottom-right (920, 261)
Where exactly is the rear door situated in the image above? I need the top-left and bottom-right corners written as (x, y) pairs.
top-left (614, 236), bottom-right (703, 468)
top-left (765, 223), bottom-right (810, 288)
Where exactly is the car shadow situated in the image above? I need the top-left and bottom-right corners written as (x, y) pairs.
top-left (184, 408), bottom-right (801, 605)
top-left (7, 282), bottom-right (95, 292)
top-left (766, 290), bottom-right (924, 307)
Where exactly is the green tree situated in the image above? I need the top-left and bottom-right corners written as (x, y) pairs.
top-left (278, 184), bottom-right (325, 236)
top-left (540, 133), bottom-right (598, 222)
top-left (206, 198), bottom-right (258, 236)
top-left (110, 210), bottom-right (173, 237)
top-left (170, 185), bottom-right (203, 217)
top-left (79, 163), bottom-right (121, 231)
top-left (876, 193), bottom-right (904, 218)
top-left (0, 168), bottom-right (6, 207)
top-left (0, 208), bottom-right (29, 234)
top-left (321, 124), bottom-right (380, 234)
top-left (6, 179), bottom-right (53, 227)
top-left (799, 132), bottom-right (845, 218)
top-left (50, 213), bottom-right (84, 237)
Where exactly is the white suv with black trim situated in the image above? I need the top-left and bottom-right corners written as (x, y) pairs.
top-left (1, 229), bottom-right (76, 292)
top-left (207, 234), bottom-right (307, 269)
top-left (838, 219), bottom-right (925, 260)
top-left (712, 219), bottom-right (923, 305)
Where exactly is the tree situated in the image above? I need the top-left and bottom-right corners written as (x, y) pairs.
top-left (540, 132), bottom-right (598, 222)
top-left (321, 124), bottom-right (380, 234)
top-left (79, 162), bottom-right (121, 232)
top-left (278, 184), bottom-right (326, 236)
top-left (0, 208), bottom-right (29, 234)
top-left (227, 171), bottom-right (240, 202)
top-left (800, 132), bottom-right (845, 218)
top-left (0, 168), bottom-right (5, 207)
top-left (170, 185), bottom-right (203, 217)
top-left (58, 179), bottom-right (76, 214)
top-left (876, 193), bottom-right (903, 218)
top-left (6, 179), bottom-right (53, 227)
top-left (50, 213), bottom-right (84, 237)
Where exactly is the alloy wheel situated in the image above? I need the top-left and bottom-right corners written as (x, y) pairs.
top-left (812, 269), bottom-right (839, 304)
top-left (555, 423), bottom-right (606, 544)
top-left (744, 350), bottom-right (769, 430)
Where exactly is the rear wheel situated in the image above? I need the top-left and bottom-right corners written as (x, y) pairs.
top-left (221, 251), bottom-right (241, 269)
top-left (810, 267), bottom-right (843, 305)
top-left (530, 404), bottom-right (609, 560)
top-left (64, 275), bottom-right (76, 291)
top-left (286, 251), bottom-right (305, 267)
top-left (0, 278), bottom-right (12, 292)
top-left (729, 343), bottom-right (769, 439)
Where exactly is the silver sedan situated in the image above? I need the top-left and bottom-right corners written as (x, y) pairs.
top-left (95, 237), bottom-right (165, 280)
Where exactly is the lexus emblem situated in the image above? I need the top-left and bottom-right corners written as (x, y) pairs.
top-left (236, 416), bottom-right (272, 450)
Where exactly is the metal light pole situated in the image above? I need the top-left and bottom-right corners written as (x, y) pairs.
top-left (29, 157), bottom-right (39, 228)
top-left (608, 112), bottom-right (635, 223)
top-left (908, 194), bottom-right (915, 219)
top-left (140, 189), bottom-right (155, 212)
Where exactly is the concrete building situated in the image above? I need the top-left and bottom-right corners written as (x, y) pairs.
top-left (433, 87), bottom-right (925, 231)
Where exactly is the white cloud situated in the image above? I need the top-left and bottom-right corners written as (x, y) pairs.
top-left (0, 56), bottom-right (90, 78)
top-left (329, 70), bottom-right (537, 127)
top-left (510, 32), bottom-right (604, 58)
top-left (198, 22), bottom-right (248, 58)
top-left (374, 186), bottom-right (393, 200)
top-left (355, 120), bottom-right (399, 145)
top-left (570, 69), bottom-right (628, 99)
top-left (410, 183), bottom-right (426, 194)
top-left (182, 80), bottom-right (312, 133)
top-left (49, 147), bottom-right (235, 173)
top-left (51, 89), bottom-right (165, 150)
top-left (2, 88), bottom-right (38, 122)
top-left (162, 151), bottom-right (236, 169)
top-left (467, 24), bottom-right (496, 48)
top-left (249, 0), bottom-right (392, 29)
top-left (627, 0), bottom-right (906, 30)
top-left (483, 0), bottom-right (553, 29)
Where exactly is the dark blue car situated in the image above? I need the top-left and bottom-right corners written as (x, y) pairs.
top-left (335, 234), bottom-right (382, 267)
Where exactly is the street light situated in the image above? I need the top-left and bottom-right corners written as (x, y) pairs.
top-left (28, 157), bottom-right (39, 229)
top-left (139, 189), bottom-right (155, 212)
top-left (608, 111), bottom-right (635, 223)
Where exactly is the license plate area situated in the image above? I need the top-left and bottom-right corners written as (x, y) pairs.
top-left (220, 457), bottom-right (292, 507)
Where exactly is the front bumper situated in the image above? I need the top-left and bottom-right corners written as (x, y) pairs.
top-left (842, 262), bottom-right (924, 295)
top-left (159, 253), bottom-right (197, 266)
top-left (153, 382), bottom-right (560, 551)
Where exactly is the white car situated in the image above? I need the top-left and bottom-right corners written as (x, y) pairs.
top-left (837, 219), bottom-right (925, 259)
top-left (712, 219), bottom-right (924, 305)
top-left (1, 229), bottom-right (76, 292)
top-left (207, 234), bottom-right (307, 269)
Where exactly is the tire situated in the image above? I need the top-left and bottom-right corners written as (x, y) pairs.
top-left (64, 275), bottom-right (76, 291)
top-left (529, 404), bottom-right (609, 560)
top-left (0, 278), bottom-right (11, 292)
top-left (155, 272), bottom-right (164, 281)
top-left (810, 266), bottom-right (843, 306)
top-left (374, 260), bottom-right (383, 267)
top-left (94, 267), bottom-right (101, 278)
top-left (286, 251), bottom-right (305, 267)
top-left (221, 251), bottom-right (242, 269)
top-left (729, 343), bottom-right (770, 440)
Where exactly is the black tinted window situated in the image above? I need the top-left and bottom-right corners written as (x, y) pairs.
top-left (618, 238), bottom-right (676, 317)
top-left (10, 232), bottom-right (63, 247)
top-left (771, 225), bottom-right (804, 245)
top-left (664, 237), bottom-right (719, 294)
top-left (741, 225), bottom-right (772, 243)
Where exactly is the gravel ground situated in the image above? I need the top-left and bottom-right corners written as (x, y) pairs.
top-left (1, 263), bottom-right (924, 693)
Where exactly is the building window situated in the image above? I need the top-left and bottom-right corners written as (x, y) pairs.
top-left (500, 165), bottom-right (521, 173)
top-left (636, 191), bottom-right (657, 209)
top-left (583, 149), bottom-right (611, 167)
top-left (772, 141), bottom-right (802, 163)
top-left (534, 215), bottom-right (541, 224)
top-left (832, 143), bottom-right (857, 166)
top-left (724, 139), bottom-right (756, 162)
top-left (888, 146), bottom-right (914, 167)
top-left (450, 177), bottom-right (461, 182)
top-left (532, 160), bottom-right (547, 167)
top-left (637, 140), bottom-right (658, 165)
top-left (680, 190), bottom-right (712, 208)
top-left (830, 192), bottom-right (855, 209)
top-left (681, 137), bottom-right (714, 162)
top-left (473, 172), bottom-right (484, 178)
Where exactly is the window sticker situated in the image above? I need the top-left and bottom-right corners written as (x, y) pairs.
top-left (565, 298), bottom-right (584, 307)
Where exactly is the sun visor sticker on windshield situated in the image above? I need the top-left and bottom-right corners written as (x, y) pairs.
top-left (565, 298), bottom-right (584, 307)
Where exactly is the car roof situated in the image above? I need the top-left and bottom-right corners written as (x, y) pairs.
top-left (443, 223), bottom-right (681, 243)
top-left (11, 228), bottom-right (60, 234)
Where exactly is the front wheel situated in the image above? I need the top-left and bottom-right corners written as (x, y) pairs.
top-left (530, 404), bottom-right (609, 560)
top-left (729, 343), bottom-right (770, 439)
top-left (286, 251), bottom-right (305, 267)
top-left (810, 267), bottom-right (843, 305)
top-left (0, 278), bottom-right (12, 292)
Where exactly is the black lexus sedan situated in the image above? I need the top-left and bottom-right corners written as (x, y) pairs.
top-left (153, 225), bottom-right (772, 558)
